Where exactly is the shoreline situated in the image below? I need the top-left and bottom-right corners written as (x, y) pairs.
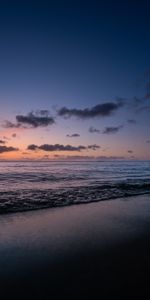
top-left (0, 194), bottom-right (150, 299)
top-left (0, 190), bottom-right (150, 215)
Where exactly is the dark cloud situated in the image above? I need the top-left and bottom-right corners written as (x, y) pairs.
top-left (16, 111), bottom-right (55, 128)
top-left (27, 144), bottom-right (86, 152)
top-left (3, 111), bottom-right (55, 129)
top-left (127, 150), bottom-right (133, 153)
top-left (40, 144), bottom-right (86, 151)
top-left (27, 144), bottom-right (38, 150)
top-left (27, 143), bottom-right (100, 152)
top-left (127, 119), bottom-right (136, 124)
top-left (12, 133), bottom-right (17, 138)
top-left (66, 133), bottom-right (80, 137)
top-left (89, 127), bottom-right (100, 133)
top-left (0, 140), bottom-right (5, 144)
top-left (146, 140), bottom-right (150, 143)
top-left (87, 144), bottom-right (101, 150)
top-left (103, 125), bottom-right (123, 134)
top-left (0, 146), bottom-right (18, 153)
top-left (58, 101), bottom-right (123, 119)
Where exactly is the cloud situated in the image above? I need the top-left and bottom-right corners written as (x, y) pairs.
top-left (12, 133), bottom-right (17, 138)
top-left (103, 125), bottom-right (123, 134)
top-left (146, 140), bottom-right (150, 143)
top-left (0, 146), bottom-right (18, 153)
top-left (87, 144), bottom-right (101, 150)
top-left (16, 111), bottom-right (55, 128)
top-left (89, 126), bottom-right (100, 133)
top-left (27, 144), bottom-right (38, 150)
top-left (57, 101), bottom-right (123, 119)
top-left (3, 111), bottom-right (55, 129)
top-left (127, 119), bottom-right (136, 124)
top-left (3, 121), bottom-right (22, 128)
top-left (27, 144), bottom-right (86, 152)
top-left (127, 150), bottom-right (133, 153)
top-left (66, 133), bottom-right (80, 137)
top-left (0, 140), bottom-right (5, 144)
top-left (27, 143), bottom-right (100, 152)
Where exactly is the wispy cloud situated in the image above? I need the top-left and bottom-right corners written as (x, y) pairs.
top-left (103, 125), bottom-right (123, 134)
top-left (66, 133), bottom-right (80, 137)
top-left (89, 127), bottom-right (100, 133)
top-left (0, 140), bottom-right (5, 144)
top-left (57, 101), bottom-right (123, 119)
top-left (3, 121), bottom-right (22, 129)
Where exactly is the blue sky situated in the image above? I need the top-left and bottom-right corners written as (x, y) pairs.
top-left (0, 0), bottom-right (150, 159)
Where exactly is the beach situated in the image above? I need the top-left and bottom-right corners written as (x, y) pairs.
top-left (0, 194), bottom-right (150, 299)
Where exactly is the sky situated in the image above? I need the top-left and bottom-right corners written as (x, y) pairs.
top-left (0, 0), bottom-right (150, 160)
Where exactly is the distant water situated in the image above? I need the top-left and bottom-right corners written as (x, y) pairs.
top-left (0, 160), bottom-right (150, 213)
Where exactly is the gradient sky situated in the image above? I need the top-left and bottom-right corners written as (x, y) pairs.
top-left (0, 0), bottom-right (150, 160)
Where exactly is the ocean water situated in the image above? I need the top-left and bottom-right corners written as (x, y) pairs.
top-left (0, 160), bottom-right (150, 213)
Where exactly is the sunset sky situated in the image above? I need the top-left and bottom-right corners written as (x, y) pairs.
top-left (0, 0), bottom-right (150, 160)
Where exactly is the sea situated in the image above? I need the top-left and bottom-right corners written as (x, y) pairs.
top-left (0, 160), bottom-right (150, 214)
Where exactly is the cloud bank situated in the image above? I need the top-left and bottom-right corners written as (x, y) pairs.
top-left (27, 143), bottom-right (100, 152)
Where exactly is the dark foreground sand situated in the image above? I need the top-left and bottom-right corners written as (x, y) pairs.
top-left (0, 195), bottom-right (150, 299)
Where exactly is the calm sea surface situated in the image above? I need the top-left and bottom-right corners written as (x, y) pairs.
top-left (0, 160), bottom-right (150, 213)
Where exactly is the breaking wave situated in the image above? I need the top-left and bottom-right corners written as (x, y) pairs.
top-left (0, 160), bottom-right (150, 213)
top-left (0, 182), bottom-right (150, 214)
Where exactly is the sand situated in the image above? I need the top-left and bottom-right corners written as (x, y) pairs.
top-left (0, 194), bottom-right (150, 299)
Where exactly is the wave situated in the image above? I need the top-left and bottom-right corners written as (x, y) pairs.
top-left (0, 182), bottom-right (150, 214)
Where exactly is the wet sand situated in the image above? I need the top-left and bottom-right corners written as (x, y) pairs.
top-left (0, 195), bottom-right (150, 299)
